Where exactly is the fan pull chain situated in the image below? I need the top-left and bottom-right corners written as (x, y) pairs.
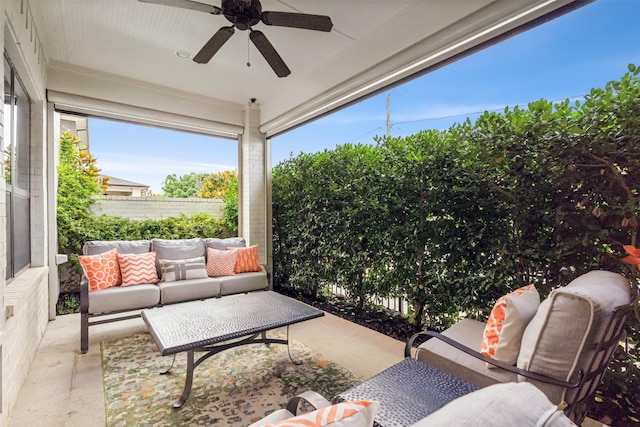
top-left (247, 35), bottom-right (251, 68)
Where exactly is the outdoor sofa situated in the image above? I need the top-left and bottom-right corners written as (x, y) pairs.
top-left (79, 237), bottom-right (269, 353)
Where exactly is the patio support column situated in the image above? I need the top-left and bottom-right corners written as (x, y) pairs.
top-left (239, 101), bottom-right (270, 274)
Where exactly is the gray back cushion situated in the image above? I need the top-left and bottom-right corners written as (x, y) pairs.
top-left (151, 238), bottom-right (206, 277)
top-left (83, 240), bottom-right (151, 256)
top-left (203, 237), bottom-right (246, 251)
top-left (517, 270), bottom-right (631, 405)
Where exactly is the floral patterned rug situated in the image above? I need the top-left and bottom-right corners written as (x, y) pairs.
top-left (101, 332), bottom-right (360, 426)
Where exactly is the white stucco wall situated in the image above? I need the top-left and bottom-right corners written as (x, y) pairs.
top-left (1, 1), bottom-right (50, 426)
top-left (90, 196), bottom-right (224, 221)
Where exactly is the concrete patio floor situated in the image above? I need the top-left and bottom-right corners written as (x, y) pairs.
top-left (7, 310), bottom-right (404, 427)
top-left (7, 308), bottom-right (605, 426)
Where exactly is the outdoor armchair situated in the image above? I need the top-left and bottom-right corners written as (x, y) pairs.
top-left (407, 270), bottom-right (638, 424)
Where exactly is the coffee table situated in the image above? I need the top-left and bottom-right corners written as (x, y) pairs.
top-left (334, 358), bottom-right (478, 427)
top-left (141, 291), bottom-right (324, 408)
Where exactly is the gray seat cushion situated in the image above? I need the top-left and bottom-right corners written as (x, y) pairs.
top-left (416, 318), bottom-right (517, 387)
top-left (219, 270), bottom-right (268, 295)
top-left (158, 277), bottom-right (222, 304)
top-left (88, 284), bottom-right (160, 314)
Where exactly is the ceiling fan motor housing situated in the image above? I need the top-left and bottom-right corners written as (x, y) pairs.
top-left (224, 0), bottom-right (261, 30)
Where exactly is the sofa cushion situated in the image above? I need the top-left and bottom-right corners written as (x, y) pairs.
top-left (206, 247), bottom-right (238, 277)
top-left (229, 245), bottom-right (261, 273)
top-left (159, 256), bottom-right (208, 282)
top-left (480, 284), bottom-right (540, 367)
top-left (151, 238), bottom-right (206, 277)
top-left (158, 277), bottom-right (221, 304)
top-left (204, 237), bottom-right (246, 251)
top-left (88, 283), bottom-right (160, 314)
top-left (117, 251), bottom-right (159, 286)
top-left (416, 318), bottom-right (517, 387)
top-left (410, 382), bottom-right (576, 427)
top-left (78, 248), bottom-right (122, 292)
top-left (517, 270), bottom-right (631, 404)
top-left (219, 270), bottom-right (268, 295)
top-left (83, 240), bottom-right (150, 256)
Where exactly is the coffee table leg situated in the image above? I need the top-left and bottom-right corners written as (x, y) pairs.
top-left (286, 325), bottom-right (302, 365)
top-left (174, 350), bottom-right (194, 409)
top-left (159, 354), bottom-right (176, 375)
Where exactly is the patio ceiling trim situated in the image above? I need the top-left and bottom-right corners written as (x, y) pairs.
top-left (260, 0), bottom-right (592, 138)
top-left (48, 90), bottom-right (243, 138)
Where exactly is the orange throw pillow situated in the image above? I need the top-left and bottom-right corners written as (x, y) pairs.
top-left (78, 248), bottom-right (121, 292)
top-left (227, 245), bottom-right (261, 273)
top-left (117, 251), bottom-right (159, 286)
top-left (480, 284), bottom-right (540, 366)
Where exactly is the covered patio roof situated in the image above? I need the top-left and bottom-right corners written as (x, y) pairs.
top-left (31, 0), bottom-right (590, 138)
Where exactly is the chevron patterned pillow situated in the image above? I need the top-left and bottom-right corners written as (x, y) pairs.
top-left (206, 247), bottom-right (238, 277)
top-left (117, 251), bottom-right (159, 286)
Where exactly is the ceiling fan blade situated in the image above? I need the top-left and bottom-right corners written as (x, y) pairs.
top-left (193, 27), bottom-right (235, 64)
top-left (250, 31), bottom-right (291, 78)
top-left (261, 11), bottom-right (333, 32)
top-left (137, 0), bottom-right (222, 14)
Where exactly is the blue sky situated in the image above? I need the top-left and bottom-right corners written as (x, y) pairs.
top-left (88, 0), bottom-right (640, 194)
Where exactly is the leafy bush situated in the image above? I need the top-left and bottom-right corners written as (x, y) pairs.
top-left (274, 65), bottom-right (640, 330)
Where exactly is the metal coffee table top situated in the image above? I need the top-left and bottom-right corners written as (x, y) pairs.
top-left (142, 291), bottom-right (324, 355)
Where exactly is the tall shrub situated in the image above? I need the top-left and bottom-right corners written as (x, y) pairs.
top-left (57, 131), bottom-right (103, 255)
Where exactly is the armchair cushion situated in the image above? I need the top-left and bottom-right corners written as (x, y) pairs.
top-left (517, 270), bottom-right (631, 403)
top-left (410, 382), bottom-right (575, 427)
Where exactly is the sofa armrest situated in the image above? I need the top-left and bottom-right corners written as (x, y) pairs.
top-left (80, 275), bottom-right (90, 353)
top-left (261, 263), bottom-right (272, 286)
top-left (405, 331), bottom-right (582, 389)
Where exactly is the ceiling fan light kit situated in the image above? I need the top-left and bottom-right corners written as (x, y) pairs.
top-left (139, 0), bottom-right (333, 77)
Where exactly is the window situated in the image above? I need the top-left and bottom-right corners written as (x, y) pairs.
top-left (3, 54), bottom-right (31, 279)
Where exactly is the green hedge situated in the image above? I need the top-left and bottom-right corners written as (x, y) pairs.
top-left (273, 65), bottom-right (640, 331)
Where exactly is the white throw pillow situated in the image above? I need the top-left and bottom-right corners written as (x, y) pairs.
top-left (256, 400), bottom-right (379, 427)
top-left (480, 284), bottom-right (540, 366)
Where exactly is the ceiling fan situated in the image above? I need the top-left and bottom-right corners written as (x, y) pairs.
top-left (138, 0), bottom-right (333, 77)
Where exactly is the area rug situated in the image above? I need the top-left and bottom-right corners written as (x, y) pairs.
top-left (101, 332), bottom-right (361, 426)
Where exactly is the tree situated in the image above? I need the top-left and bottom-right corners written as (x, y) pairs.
top-left (57, 131), bottom-right (103, 254)
top-left (198, 170), bottom-right (237, 199)
top-left (161, 172), bottom-right (208, 197)
top-left (222, 172), bottom-right (239, 232)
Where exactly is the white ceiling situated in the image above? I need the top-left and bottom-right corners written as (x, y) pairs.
top-left (29, 0), bottom-right (589, 137)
